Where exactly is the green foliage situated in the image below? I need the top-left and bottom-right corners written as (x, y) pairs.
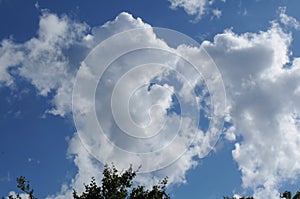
top-left (7, 176), bottom-right (36, 199)
top-left (6, 164), bottom-right (170, 199)
top-left (280, 190), bottom-right (300, 199)
top-left (224, 190), bottom-right (300, 199)
top-left (129, 177), bottom-right (170, 199)
top-left (73, 164), bottom-right (170, 199)
top-left (281, 191), bottom-right (292, 199)
top-left (7, 166), bottom-right (300, 199)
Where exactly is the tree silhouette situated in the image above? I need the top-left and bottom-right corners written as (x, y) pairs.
top-left (7, 164), bottom-right (170, 199)
top-left (7, 176), bottom-right (36, 199)
top-left (280, 190), bottom-right (300, 199)
top-left (73, 164), bottom-right (170, 199)
top-left (6, 166), bottom-right (300, 199)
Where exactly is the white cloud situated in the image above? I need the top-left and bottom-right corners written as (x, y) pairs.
top-left (204, 21), bottom-right (300, 198)
top-left (6, 191), bottom-right (29, 199)
top-left (0, 11), bottom-right (89, 116)
top-left (279, 7), bottom-right (300, 30)
top-left (168, 0), bottom-right (209, 21)
top-left (224, 126), bottom-right (236, 141)
top-left (170, 0), bottom-right (207, 19)
top-left (49, 12), bottom-right (225, 198)
top-left (167, 0), bottom-right (224, 21)
top-left (2, 12), bottom-right (199, 199)
top-left (0, 172), bottom-right (11, 182)
top-left (2, 8), bottom-right (300, 199)
top-left (0, 39), bottom-right (23, 86)
top-left (19, 12), bottom-right (88, 98)
top-left (212, 8), bottom-right (222, 19)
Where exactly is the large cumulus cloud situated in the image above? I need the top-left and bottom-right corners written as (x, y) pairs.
top-left (204, 22), bottom-right (300, 198)
top-left (1, 11), bottom-right (224, 198)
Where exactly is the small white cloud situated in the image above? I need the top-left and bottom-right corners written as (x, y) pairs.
top-left (242, 9), bottom-right (248, 16)
top-left (212, 8), bottom-right (222, 19)
top-left (279, 7), bottom-right (300, 30)
top-left (167, 0), bottom-right (224, 21)
top-left (224, 126), bottom-right (236, 141)
top-left (208, 0), bottom-right (214, 5)
top-left (0, 172), bottom-right (11, 182)
top-left (27, 157), bottom-right (41, 164)
top-left (168, 0), bottom-right (209, 21)
top-left (6, 191), bottom-right (29, 199)
top-left (34, 1), bottom-right (39, 9)
top-left (83, 34), bottom-right (93, 41)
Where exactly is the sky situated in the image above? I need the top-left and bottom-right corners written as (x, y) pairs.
top-left (1, 0), bottom-right (300, 199)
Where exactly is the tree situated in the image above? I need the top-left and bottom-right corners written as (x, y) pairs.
top-left (73, 164), bottom-right (170, 199)
top-left (6, 164), bottom-right (170, 199)
top-left (280, 191), bottom-right (292, 199)
top-left (224, 190), bottom-right (300, 199)
top-left (129, 177), bottom-right (169, 199)
top-left (7, 176), bottom-right (36, 199)
top-left (7, 166), bottom-right (300, 199)
top-left (280, 190), bottom-right (300, 199)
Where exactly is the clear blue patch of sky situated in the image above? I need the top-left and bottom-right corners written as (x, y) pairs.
top-left (0, 0), bottom-right (39, 42)
top-left (0, 78), bottom-right (76, 198)
top-left (170, 139), bottom-right (244, 199)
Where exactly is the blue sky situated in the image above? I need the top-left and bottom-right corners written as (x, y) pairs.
top-left (1, 0), bottom-right (300, 199)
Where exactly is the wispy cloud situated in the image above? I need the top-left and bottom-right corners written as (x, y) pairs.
top-left (167, 0), bottom-right (224, 21)
top-left (168, 0), bottom-right (208, 21)
top-left (279, 7), bottom-right (300, 30)
top-left (211, 8), bottom-right (222, 19)
top-left (0, 172), bottom-right (11, 182)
